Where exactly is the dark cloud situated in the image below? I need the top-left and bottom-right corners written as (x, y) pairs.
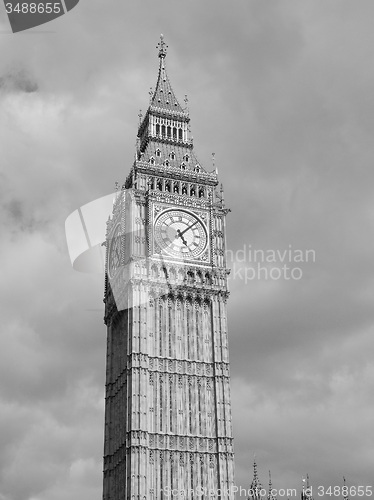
top-left (0, 69), bottom-right (38, 93)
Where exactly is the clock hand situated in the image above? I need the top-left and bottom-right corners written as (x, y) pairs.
top-left (175, 229), bottom-right (188, 245)
top-left (178, 220), bottom-right (198, 237)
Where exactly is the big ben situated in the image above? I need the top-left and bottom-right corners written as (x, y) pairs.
top-left (103, 36), bottom-right (235, 499)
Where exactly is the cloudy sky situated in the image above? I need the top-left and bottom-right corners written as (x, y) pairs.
top-left (1, 1), bottom-right (374, 499)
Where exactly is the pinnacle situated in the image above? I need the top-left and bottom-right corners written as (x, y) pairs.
top-left (150, 36), bottom-right (186, 115)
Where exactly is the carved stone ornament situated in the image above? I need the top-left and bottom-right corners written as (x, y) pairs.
top-left (153, 205), bottom-right (163, 217)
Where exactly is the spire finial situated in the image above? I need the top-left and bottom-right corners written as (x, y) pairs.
top-left (184, 94), bottom-right (189, 113)
top-left (268, 471), bottom-right (277, 500)
top-left (250, 455), bottom-right (264, 500)
top-left (302, 476), bottom-right (309, 500)
top-left (157, 34), bottom-right (168, 59)
top-left (268, 470), bottom-right (272, 500)
top-left (301, 475), bottom-right (313, 500)
top-left (343, 477), bottom-right (349, 500)
top-left (253, 454), bottom-right (258, 480)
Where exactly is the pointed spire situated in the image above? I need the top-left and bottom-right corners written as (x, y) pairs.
top-left (150, 35), bottom-right (186, 115)
top-left (268, 471), bottom-right (277, 500)
top-left (253, 456), bottom-right (259, 482)
top-left (306, 474), bottom-right (312, 498)
top-left (249, 456), bottom-right (264, 500)
top-left (301, 475), bottom-right (313, 500)
top-left (135, 36), bottom-right (205, 171)
top-left (157, 34), bottom-right (168, 59)
top-left (343, 476), bottom-right (349, 500)
top-left (301, 477), bottom-right (306, 500)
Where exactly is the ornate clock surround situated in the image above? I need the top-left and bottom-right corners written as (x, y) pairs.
top-left (151, 202), bottom-right (211, 264)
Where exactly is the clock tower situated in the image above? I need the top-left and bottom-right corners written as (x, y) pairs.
top-left (103, 36), bottom-right (235, 499)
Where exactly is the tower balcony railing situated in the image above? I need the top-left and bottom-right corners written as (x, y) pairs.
top-left (152, 132), bottom-right (193, 145)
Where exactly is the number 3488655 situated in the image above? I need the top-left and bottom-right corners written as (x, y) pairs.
top-left (317, 486), bottom-right (372, 496)
top-left (5, 3), bottom-right (62, 14)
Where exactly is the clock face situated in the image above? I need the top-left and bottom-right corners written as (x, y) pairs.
top-left (154, 209), bottom-right (207, 259)
top-left (108, 224), bottom-right (122, 278)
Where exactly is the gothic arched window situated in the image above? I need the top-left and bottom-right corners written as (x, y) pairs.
top-left (161, 125), bottom-right (166, 136)
top-left (178, 128), bottom-right (183, 140)
top-left (156, 123), bottom-right (160, 135)
top-left (198, 187), bottom-right (205, 198)
top-left (187, 271), bottom-right (194, 283)
top-left (157, 179), bottom-right (162, 191)
top-left (156, 149), bottom-right (161, 157)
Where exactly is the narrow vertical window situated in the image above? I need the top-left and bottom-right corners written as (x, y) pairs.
top-left (160, 377), bottom-right (163, 432)
top-left (159, 300), bottom-right (163, 356)
top-left (169, 375), bottom-right (173, 432)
